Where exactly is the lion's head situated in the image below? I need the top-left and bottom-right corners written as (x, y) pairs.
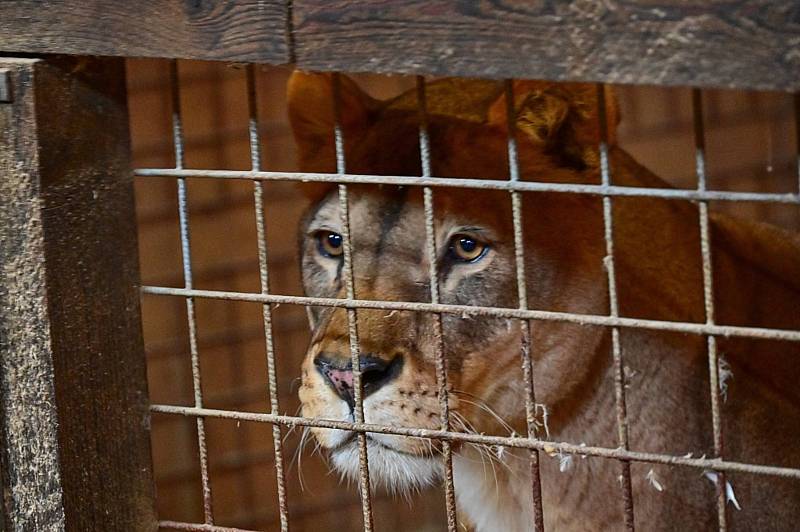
top-left (282, 68), bottom-right (800, 532)
top-left (287, 72), bottom-right (620, 493)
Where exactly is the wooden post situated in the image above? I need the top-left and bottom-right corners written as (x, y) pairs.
top-left (0, 57), bottom-right (156, 531)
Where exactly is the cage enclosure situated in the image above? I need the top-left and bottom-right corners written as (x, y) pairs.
top-left (1, 2), bottom-right (799, 532)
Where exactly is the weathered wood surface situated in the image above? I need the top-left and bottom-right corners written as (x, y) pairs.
top-left (0, 1), bottom-right (288, 63)
top-left (292, 1), bottom-right (800, 91)
top-left (2, 1), bottom-right (799, 91)
top-left (0, 57), bottom-right (68, 532)
top-left (0, 57), bottom-right (156, 531)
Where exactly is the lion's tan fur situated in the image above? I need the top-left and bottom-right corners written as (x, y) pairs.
top-left (288, 72), bottom-right (800, 531)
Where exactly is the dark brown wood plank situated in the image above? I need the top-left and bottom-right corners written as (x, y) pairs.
top-left (293, 0), bottom-right (800, 91)
top-left (0, 57), bottom-right (68, 532)
top-left (0, 57), bottom-right (156, 531)
top-left (0, 1), bottom-right (287, 63)
top-left (2, 1), bottom-right (797, 91)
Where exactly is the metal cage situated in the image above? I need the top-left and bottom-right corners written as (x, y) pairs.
top-left (1, 2), bottom-right (799, 532)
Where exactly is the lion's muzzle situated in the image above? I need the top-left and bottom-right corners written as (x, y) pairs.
top-left (314, 353), bottom-right (404, 410)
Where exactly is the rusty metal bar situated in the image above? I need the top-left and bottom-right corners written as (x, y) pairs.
top-left (692, 89), bottom-right (728, 532)
top-left (596, 83), bottom-right (636, 531)
top-left (169, 61), bottom-right (185, 171)
top-left (169, 59), bottom-right (214, 525)
top-left (140, 286), bottom-right (800, 343)
top-left (504, 80), bottom-right (546, 530)
top-left (246, 64), bottom-right (290, 532)
top-left (416, 75), bottom-right (458, 532)
top-left (134, 168), bottom-right (800, 204)
top-left (332, 72), bottom-right (374, 532)
top-left (149, 404), bottom-right (800, 480)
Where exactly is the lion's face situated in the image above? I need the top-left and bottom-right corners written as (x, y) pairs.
top-left (289, 73), bottom-right (612, 491)
top-left (298, 183), bottom-right (520, 488)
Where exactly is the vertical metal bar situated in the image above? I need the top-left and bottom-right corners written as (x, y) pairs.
top-left (692, 89), bottom-right (728, 532)
top-left (246, 64), bottom-right (290, 532)
top-left (170, 61), bottom-right (185, 171)
top-left (504, 80), bottom-right (546, 531)
top-left (596, 84), bottom-right (636, 532)
top-left (332, 73), bottom-right (374, 532)
top-left (170, 59), bottom-right (214, 525)
top-left (416, 76), bottom-right (458, 532)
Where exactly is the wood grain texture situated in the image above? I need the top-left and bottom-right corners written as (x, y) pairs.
top-left (0, 57), bottom-right (156, 531)
top-left (0, 58), bottom-right (67, 532)
top-left (292, 0), bottom-right (800, 91)
top-left (1, 1), bottom-right (797, 90)
top-left (0, 1), bottom-right (287, 63)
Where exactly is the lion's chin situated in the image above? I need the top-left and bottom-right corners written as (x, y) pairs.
top-left (330, 437), bottom-right (442, 494)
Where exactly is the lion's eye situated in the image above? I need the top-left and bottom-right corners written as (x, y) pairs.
top-left (317, 231), bottom-right (344, 258)
top-left (449, 234), bottom-right (488, 262)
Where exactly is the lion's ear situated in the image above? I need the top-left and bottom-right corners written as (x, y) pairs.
top-left (488, 81), bottom-right (619, 168)
top-left (287, 71), bottom-right (377, 173)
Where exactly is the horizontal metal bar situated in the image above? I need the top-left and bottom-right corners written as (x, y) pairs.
top-left (134, 168), bottom-right (800, 205)
top-left (159, 521), bottom-right (261, 532)
top-left (141, 285), bottom-right (800, 343)
top-left (150, 404), bottom-right (800, 481)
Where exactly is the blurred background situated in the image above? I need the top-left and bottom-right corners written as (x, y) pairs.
top-left (128, 59), bottom-right (798, 531)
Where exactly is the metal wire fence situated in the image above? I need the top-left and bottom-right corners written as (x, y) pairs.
top-left (137, 61), bottom-right (800, 532)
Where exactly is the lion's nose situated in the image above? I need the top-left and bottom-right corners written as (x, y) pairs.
top-left (314, 355), bottom-right (403, 409)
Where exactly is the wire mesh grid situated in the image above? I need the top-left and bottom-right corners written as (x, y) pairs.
top-left (136, 62), bottom-right (800, 532)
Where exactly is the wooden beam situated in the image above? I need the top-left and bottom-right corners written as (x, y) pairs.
top-left (291, 0), bottom-right (800, 92)
top-left (0, 57), bottom-right (156, 531)
top-left (0, 0), bottom-right (288, 64)
top-left (1, 1), bottom-right (798, 90)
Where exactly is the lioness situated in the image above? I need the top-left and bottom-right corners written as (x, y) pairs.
top-left (288, 72), bottom-right (800, 531)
